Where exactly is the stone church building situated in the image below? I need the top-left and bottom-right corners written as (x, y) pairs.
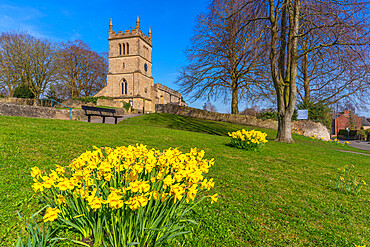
top-left (95, 16), bottom-right (186, 112)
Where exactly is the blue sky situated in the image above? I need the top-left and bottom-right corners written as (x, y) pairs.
top-left (0, 0), bottom-right (368, 117)
top-left (0, 0), bottom-right (235, 112)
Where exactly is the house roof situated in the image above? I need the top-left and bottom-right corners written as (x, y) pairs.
top-left (361, 117), bottom-right (370, 126)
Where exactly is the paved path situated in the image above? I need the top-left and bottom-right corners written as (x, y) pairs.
top-left (83, 114), bottom-right (142, 124)
top-left (338, 140), bottom-right (370, 152)
top-left (337, 150), bottom-right (370, 156)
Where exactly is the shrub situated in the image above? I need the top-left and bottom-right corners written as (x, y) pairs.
top-left (257, 110), bottom-right (278, 120)
top-left (123, 102), bottom-right (133, 112)
top-left (14, 84), bottom-right (35, 99)
top-left (357, 129), bottom-right (366, 140)
top-left (296, 101), bottom-right (331, 130)
top-left (337, 129), bottom-right (357, 140)
top-left (257, 109), bottom-right (297, 121)
top-left (228, 129), bottom-right (268, 151)
top-left (335, 165), bottom-right (366, 196)
top-left (30, 145), bottom-right (217, 246)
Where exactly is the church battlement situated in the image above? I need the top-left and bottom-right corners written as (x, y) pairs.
top-left (108, 16), bottom-right (152, 45)
top-left (154, 83), bottom-right (181, 97)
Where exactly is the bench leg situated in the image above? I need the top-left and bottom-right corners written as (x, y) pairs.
top-left (115, 117), bottom-right (118, 124)
top-left (88, 116), bottom-right (91, 122)
top-left (102, 116), bottom-right (106, 123)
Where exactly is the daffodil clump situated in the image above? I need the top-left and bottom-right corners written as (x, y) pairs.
top-left (329, 138), bottom-right (350, 146)
top-left (309, 134), bottom-right (327, 141)
top-left (31, 144), bottom-right (218, 246)
top-left (228, 129), bottom-right (268, 151)
top-left (335, 165), bottom-right (366, 196)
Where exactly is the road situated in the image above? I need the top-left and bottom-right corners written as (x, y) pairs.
top-left (338, 139), bottom-right (370, 152)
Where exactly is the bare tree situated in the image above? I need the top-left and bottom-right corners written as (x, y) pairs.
top-left (26, 38), bottom-right (58, 105)
top-left (0, 32), bottom-right (58, 104)
top-left (56, 40), bottom-right (107, 98)
top-left (177, 0), bottom-right (265, 114)
top-left (297, 7), bottom-right (370, 110)
top-left (203, 102), bottom-right (217, 112)
top-left (0, 32), bottom-right (22, 97)
top-left (259, 0), bottom-right (369, 142)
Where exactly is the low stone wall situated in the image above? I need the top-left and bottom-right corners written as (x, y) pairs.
top-left (156, 104), bottom-right (330, 141)
top-left (97, 98), bottom-right (125, 108)
top-left (60, 99), bottom-right (95, 109)
top-left (0, 102), bottom-right (130, 122)
top-left (156, 104), bottom-right (278, 129)
top-left (0, 103), bottom-right (55, 119)
top-left (61, 99), bottom-right (126, 109)
top-left (0, 97), bottom-right (35, 106)
top-left (56, 108), bottom-right (128, 121)
top-left (291, 120), bottom-right (330, 141)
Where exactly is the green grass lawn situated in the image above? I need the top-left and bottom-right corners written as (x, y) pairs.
top-left (0, 113), bottom-right (369, 246)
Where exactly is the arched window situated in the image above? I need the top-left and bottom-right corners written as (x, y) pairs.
top-left (126, 43), bottom-right (129, 55)
top-left (118, 44), bottom-right (121, 55)
top-left (121, 79), bottom-right (127, 95)
top-left (122, 43), bottom-right (125, 55)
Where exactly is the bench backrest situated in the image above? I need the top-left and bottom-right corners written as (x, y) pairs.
top-left (82, 105), bottom-right (116, 114)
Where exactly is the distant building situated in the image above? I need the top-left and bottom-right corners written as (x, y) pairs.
top-left (361, 117), bottom-right (370, 130)
top-left (95, 16), bottom-right (186, 112)
top-left (332, 110), bottom-right (362, 135)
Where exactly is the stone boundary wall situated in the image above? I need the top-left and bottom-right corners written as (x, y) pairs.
top-left (0, 97), bottom-right (35, 106)
top-left (0, 103), bottom-right (55, 119)
top-left (156, 104), bottom-right (330, 141)
top-left (0, 102), bottom-right (130, 122)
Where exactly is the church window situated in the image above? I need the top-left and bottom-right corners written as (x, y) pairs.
top-left (119, 44), bottom-right (121, 55)
top-left (126, 43), bottom-right (129, 55)
top-left (122, 62), bottom-right (125, 69)
top-left (144, 63), bottom-right (148, 72)
top-left (122, 43), bottom-right (125, 55)
top-left (122, 79), bottom-right (127, 95)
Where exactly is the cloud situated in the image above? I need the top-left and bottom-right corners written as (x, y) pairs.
top-left (60, 9), bottom-right (73, 19)
top-left (0, 4), bottom-right (58, 40)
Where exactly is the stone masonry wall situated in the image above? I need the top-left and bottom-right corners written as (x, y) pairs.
top-left (0, 102), bottom-right (130, 122)
top-left (0, 103), bottom-right (55, 119)
top-left (0, 97), bottom-right (35, 106)
top-left (156, 104), bottom-right (330, 141)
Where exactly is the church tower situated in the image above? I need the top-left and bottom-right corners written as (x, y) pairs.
top-left (95, 17), bottom-right (185, 112)
top-left (98, 16), bottom-right (154, 111)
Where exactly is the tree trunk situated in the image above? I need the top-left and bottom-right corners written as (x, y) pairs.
top-left (33, 93), bottom-right (39, 106)
top-left (231, 87), bottom-right (239, 114)
top-left (302, 53), bottom-right (310, 104)
top-left (269, 0), bottom-right (299, 143)
top-left (275, 108), bottom-right (294, 142)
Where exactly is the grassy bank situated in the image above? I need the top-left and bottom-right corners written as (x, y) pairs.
top-left (0, 114), bottom-right (368, 246)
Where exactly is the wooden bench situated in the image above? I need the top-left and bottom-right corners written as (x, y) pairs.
top-left (82, 105), bottom-right (124, 124)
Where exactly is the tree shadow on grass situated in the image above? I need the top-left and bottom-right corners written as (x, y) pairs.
top-left (148, 114), bottom-right (270, 136)
top-left (122, 113), bottom-right (277, 139)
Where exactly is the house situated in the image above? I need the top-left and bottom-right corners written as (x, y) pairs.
top-left (361, 117), bottom-right (370, 130)
top-left (331, 110), bottom-right (362, 135)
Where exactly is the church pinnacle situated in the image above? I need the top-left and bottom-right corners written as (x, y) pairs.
top-left (149, 26), bottom-right (151, 38)
top-left (136, 15), bottom-right (140, 29)
top-left (109, 18), bottom-right (113, 32)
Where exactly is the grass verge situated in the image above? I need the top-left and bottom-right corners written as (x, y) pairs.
top-left (0, 114), bottom-right (368, 246)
